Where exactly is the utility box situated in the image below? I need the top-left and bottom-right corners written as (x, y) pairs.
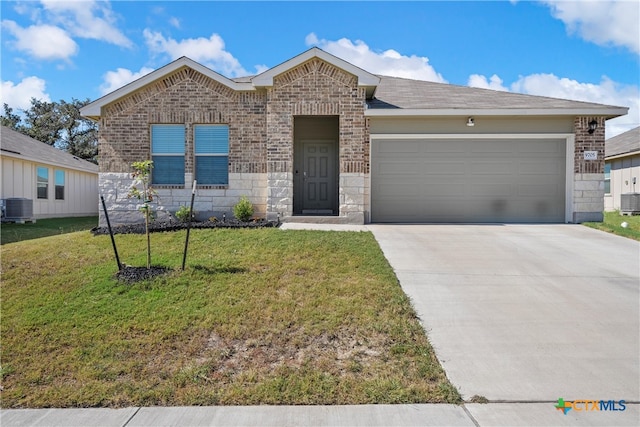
top-left (620, 193), bottom-right (640, 215)
top-left (3, 198), bottom-right (35, 223)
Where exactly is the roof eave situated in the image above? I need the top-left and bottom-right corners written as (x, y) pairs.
top-left (605, 150), bottom-right (640, 160)
top-left (364, 107), bottom-right (629, 118)
top-left (0, 150), bottom-right (98, 173)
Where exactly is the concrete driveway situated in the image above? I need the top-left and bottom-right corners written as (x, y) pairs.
top-left (369, 224), bottom-right (640, 402)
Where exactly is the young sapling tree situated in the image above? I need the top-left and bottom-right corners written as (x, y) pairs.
top-left (128, 160), bottom-right (157, 269)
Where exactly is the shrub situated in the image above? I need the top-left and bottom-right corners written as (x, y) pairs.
top-left (175, 205), bottom-right (194, 223)
top-left (233, 196), bottom-right (254, 222)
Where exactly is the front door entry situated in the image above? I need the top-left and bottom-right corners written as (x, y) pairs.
top-left (301, 141), bottom-right (336, 214)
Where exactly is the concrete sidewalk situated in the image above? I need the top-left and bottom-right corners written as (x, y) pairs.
top-left (3, 403), bottom-right (639, 426)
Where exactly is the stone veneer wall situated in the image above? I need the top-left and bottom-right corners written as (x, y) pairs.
top-left (265, 59), bottom-right (369, 222)
top-left (97, 67), bottom-right (267, 224)
top-left (99, 172), bottom-right (266, 225)
top-left (573, 116), bottom-right (606, 222)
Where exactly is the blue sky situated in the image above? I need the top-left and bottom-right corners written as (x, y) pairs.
top-left (1, 0), bottom-right (638, 137)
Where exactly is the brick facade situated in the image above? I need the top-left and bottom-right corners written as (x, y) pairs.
top-left (90, 51), bottom-right (617, 226)
top-left (573, 116), bottom-right (606, 174)
top-left (99, 67), bottom-right (267, 175)
top-left (264, 59), bottom-right (368, 221)
top-left (572, 116), bottom-right (607, 222)
top-left (97, 58), bottom-right (370, 224)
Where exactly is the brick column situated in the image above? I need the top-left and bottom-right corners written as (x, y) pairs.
top-left (573, 116), bottom-right (606, 222)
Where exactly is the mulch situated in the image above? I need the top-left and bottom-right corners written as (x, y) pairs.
top-left (91, 219), bottom-right (278, 236)
top-left (115, 265), bottom-right (171, 284)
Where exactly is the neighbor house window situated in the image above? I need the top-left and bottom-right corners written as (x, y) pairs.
top-left (151, 124), bottom-right (185, 185)
top-left (194, 124), bottom-right (229, 185)
top-left (37, 166), bottom-right (48, 199)
top-left (55, 170), bottom-right (65, 200)
top-left (604, 163), bottom-right (611, 194)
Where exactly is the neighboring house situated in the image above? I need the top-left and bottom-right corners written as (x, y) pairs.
top-left (81, 48), bottom-right (628, 225)
top-left (604, 126), bottom-right (640, 211)
top-left (1, 126), bottom-right (99, 219)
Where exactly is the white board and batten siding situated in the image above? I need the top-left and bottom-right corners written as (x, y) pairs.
top-left (1, 155), bottom-right (99, 219)
top-left (1, 126), bottom-right (99, 219)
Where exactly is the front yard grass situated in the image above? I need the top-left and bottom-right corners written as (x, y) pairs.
top-left (583, 211), bottom-right (640, 241)
top-left (1, 216), bottom-right (98, 245)
top-left (1, 228), bottom-right (460, 408)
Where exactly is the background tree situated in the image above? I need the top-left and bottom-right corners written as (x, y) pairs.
top-left (1, 104), bottom-right (21, 129)
top-left (57, 99), bottom-right (98, 163)
top-left (21, 98), bottom-right (61, 146)
top-left (0, 98), bottom-right (98, 164)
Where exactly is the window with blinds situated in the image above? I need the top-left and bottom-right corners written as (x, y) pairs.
top-left (151, 125), bottom-right (185, 185)
top-left (194, 125), bottom-right (229, 185)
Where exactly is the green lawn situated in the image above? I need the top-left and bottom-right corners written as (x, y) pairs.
top-left (1, 228), bottom-right (460, 408)
top-left (583, 211), bottom-right (640, 241)
top-left (1, 216), bottom-right (98, 245)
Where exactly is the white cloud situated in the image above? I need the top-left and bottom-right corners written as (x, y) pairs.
top-left (541, 0), bottom-right (640, 54)
top-left (468, 74), bottom-right (509, 91)
top-left (469, 72), bottom-right (638, 138)
top-left (1, 20), bottom-right (77, 60)
top-left (40, 0), bottom-right (132, 48)
top-left (99, 67), bottom-right (155, 95)
top-left (143, 29), bottom-right (250, 77)
top-left (169, 17), bottom-right (181, 29)
top-left (1, 76), bottom-right (50, 110)
top-left (305, 33), bottom-right (446, 83)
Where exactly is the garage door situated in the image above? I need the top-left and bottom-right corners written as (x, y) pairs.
top-left (371, 138), bottom-right (566, 223)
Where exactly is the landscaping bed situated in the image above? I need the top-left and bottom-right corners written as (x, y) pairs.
top-left (91, 218), bottom-right (278, 236)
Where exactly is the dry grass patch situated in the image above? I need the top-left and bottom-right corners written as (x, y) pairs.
top-left (1, 228), bottom-right (460, 407)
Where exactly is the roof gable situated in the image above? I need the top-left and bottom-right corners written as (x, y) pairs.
top-left (605, 126), bottom-right (640, 159)
top-left (251, 47), bottom-right (380, 95)
top-left (81, 57), bottom-right (254, 119)
top-left (0, 126), bottom-right (98, 174)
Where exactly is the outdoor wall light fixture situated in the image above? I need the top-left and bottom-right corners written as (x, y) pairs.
top-left (588, 119), bottom-right (598, 134)
top-left (466, 117), bottom-right (475, 127)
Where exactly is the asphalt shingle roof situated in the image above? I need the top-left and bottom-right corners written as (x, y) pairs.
top-left (0, 126), bottom-right (98, 174)
top-left (605, 126), bottom-right (640, 158)
top-left (368, 75), bottom-right (624, 111)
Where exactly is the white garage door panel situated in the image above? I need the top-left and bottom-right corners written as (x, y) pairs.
top-left (371, 138), bottom-right (566, 223)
